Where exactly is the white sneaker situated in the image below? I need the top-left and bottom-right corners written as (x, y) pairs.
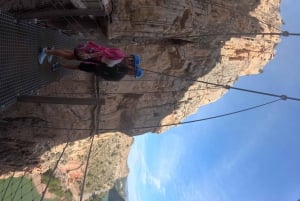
top-left (51, 62), bottom-right (61, 72)
top-left (38, 47), bottom-right (47, 64)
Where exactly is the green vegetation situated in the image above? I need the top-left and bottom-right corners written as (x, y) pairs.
top-left (102, 192), bottom-right (109, 201)
top-left (111, 151), bottom-right (118, 157)
top-left (88, 192), bottom-right (109, 201)
top-left (0, 176), bottom-right (58, 201)
top-left (41, 169), bottom-right (73, 201)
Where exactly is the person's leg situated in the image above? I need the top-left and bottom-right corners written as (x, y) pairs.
top-left (52, 62), bottom-right (96, 74)
top-left (52, 62), bottom-right (80, 71)
top-left (62, 49), bottom-right (74, 54)
top-left (46, 49), bottom-right (76, 60)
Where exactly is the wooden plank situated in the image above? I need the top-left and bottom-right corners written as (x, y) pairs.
top-left (17, 96), bottom-right (105, 105)
top-left (15, 8), bottom-right (106, 19)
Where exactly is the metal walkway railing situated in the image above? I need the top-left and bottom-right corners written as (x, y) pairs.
top-left (0, 11), bottom-right (77, 112)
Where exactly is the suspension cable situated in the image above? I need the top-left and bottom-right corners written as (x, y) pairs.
top-left (43, 85), bottom-right (220, 96)
top-left (207, 0), bottom-right (282, 31)
top-left (39, 139), bottom-right (69, 201)
top-left (171, 31), bottom-right (299, 40)
top-left (47, 1), bottom-right (83, 34)
top-left (55, 1), bottom-right (86, 32)
top-left (17, 179), bottom-right (37, 198)
top-left (9, 173), bottom-right (40, 201)
top-left (79, 135), bottom-right (95, 201)
top-left (0, 98), bottom-right (282, 132)
top-left (11, 174), bottom-right (25, 201)
top-left (0, 172), bottom-right (15, 201)
top-left (143, 69), bottom-right (300, 102)
top-left (81, 0), bottom-right (104, 31)
top-left (112, 1), bottom-right (285, 38)
top-left (79, 76), bottom-right (102, 201)
top-left (126, 99), bottom-right (281, 131)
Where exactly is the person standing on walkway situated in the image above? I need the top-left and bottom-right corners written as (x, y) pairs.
top-left (38, 41), bottom-right (143, 81)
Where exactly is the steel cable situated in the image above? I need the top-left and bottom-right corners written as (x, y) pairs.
top-left (39, 138), bottom-right (70, 201)
top-left (143, 69), bottom-right (300, 102)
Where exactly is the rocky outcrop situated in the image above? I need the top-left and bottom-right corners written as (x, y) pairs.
top-left (0, 132), bottom-right (133, 201)
top-left (0, 0), bottom-right (282, 199)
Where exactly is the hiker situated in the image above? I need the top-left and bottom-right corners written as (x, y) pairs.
top-left (51, 57), bottom-right (143, 81)
top-left (38, 41), bottom-right (143, 80)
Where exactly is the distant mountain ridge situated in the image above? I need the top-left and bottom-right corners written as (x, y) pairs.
top-left (108, 187), bottom-right (125, 201)
top-left (114, 177), bottom-right (128, 200)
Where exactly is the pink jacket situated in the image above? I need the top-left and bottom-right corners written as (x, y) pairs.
top-left (75, 41), bottom-right (127, 66)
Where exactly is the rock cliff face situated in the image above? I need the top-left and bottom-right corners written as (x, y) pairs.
top-left (107, 0), bottom-right (282, 133)
top-left (0, 0), bottom-right (282, 199)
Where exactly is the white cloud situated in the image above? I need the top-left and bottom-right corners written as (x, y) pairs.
top-left (155, 133), bottom-right (186, 181)
top-left (174, 113), bottom-right (278, 201)
top-left (127, 136), bottom-right (148, 201)
top-left (177, 179), bottom-right (228, 201)
top-left (215, 117), bottom-right (274, 177)
top-left (128, 133), bottom-right (188, 200)
top-left (147, 174), bottom-right (166, 194)
top-left (141, 135), bottom-right (184, 194)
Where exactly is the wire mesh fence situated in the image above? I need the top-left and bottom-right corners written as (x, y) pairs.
top-left (11, 0), bottom-right (111, 39)
top-left (0, 10), bottom-right (77, 112)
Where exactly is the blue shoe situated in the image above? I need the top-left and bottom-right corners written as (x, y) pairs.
top-left (47, 47), bottom-right (54, 63)
top-left (51, 62), bottom-right (61, 72)
top-left (38, 47), bottom-right (47, 64)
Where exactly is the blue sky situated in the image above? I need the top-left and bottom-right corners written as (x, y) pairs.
top-left (127, 1), bottom-right (300, 201)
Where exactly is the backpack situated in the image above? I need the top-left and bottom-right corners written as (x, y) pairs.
top-left (75, 41), bottom-right (126, 66)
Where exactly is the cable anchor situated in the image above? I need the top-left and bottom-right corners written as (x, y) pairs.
top-left (280, 95), bottom-right (287, 100)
